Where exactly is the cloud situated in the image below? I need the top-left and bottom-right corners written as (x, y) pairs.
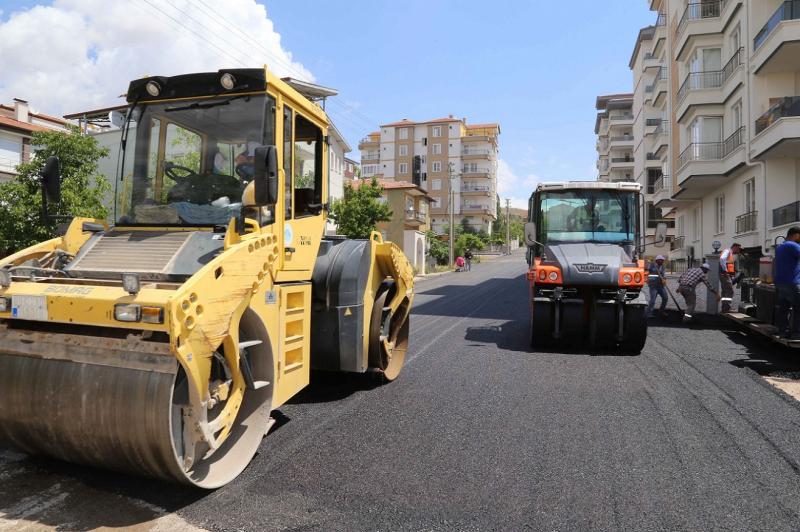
top-left (0, 0), bottom-right (312, 116)
top-left (496, 158), bottom-right (543, 209)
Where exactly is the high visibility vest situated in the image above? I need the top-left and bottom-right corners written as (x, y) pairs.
top-left (722, 249), bottom-right (736, 274)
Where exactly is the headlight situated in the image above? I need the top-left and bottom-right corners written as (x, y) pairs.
top-left (220, 73), bottom-right (236, 90)
top-left (114, 304), bottom-right (141, 322)
top-left (122, 273), bottom-right (141, 295)
top-left (145, 81), bottom-right (161, 97)
top-left (0, 296), bottom-right (10, 312)
top-left (548, 271), bottom-right (559, 281)
top-left (141, 306), bottom-right (164, 324)
top-left (634, 272), bottom-right (642, 283)
top-left (538, 270), bottom-right (546, 281)
top-left (623, 273), bottom-right (633, 283)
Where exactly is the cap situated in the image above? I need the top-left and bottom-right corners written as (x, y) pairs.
top-left (701, 262), bottom-right (711, 270)
top-left (655, 255), bottom-right (665, 261)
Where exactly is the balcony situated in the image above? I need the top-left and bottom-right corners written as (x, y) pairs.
top-left (361, 151), bottom-right (380, 162)
top-left (462, 148), bottom-right (493, 158)
top-left (653, 175), bottom-right (674, 207)
top-left (405, 209), bottom-right (427, 226)
top-left (671, 235), bottom-right (685, 252)
top-left (609, 135), bottom-right (634, 148)
top-left (461, 184), bottom-right (493, 196)
top-left (462, 167), bottom-right (492, 176)
top-left (610, 156), bottom-right (634, 169)
top-left (675, 1), bottom-right (741, 60)
top-left (675, 127), bottom-right (746, 199)
top-left (753, 1), bottom-right (800, 74)
top-left (650, 120), bottom-right (669, 155)
top-left (609, 113), bottom-right (634, 126)
top-left (359, 135), bottom-right (379, 146)
top-left (773, 200), bottom-right (800, 227)
top-left (598, 159), bottom-right (610, 173)
top-left (676, 48), bottom-right (743, 118)
top-left (676, 1), bottom-right (724, 37)
top-left (735, 211), bottom-right (758, 234)
top-left (461, 205), bottom-right (492, 215)
top-left (752, 96), bottom-right (800, 159)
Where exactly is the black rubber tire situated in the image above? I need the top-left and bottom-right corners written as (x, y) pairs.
top-left (621, 306), bottom-right (648, 354)
top-left (530, 301), bottom-right (552, 350)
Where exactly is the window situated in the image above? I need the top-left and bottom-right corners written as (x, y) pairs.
top-left (714, 195), bottom-right (725, 234)
top-left (732, 100), bottom-right (742, 132)
top-left (432, 126), bottom-right (442, 137)
top-left (432, 143), bottom-right (442, 155)
top-left (677, 215), bottom-right (685, 237)
top-left (431, 197), bottom-right (441, 208)
top-left (293, 113), bottom-right (323, 217)
top-left (745, 178), bottom-right (755, 213)
top-left (0, 132), bottom-right (21, 170)
top-left (431, 179), bottom-right (442, 191)
top-left (284, 106), bottom-right (293, 219)
top-left (464, 162), bottom-right (478, 173)
top-left (730, 24), bottom-right (741, 54)
top-left (399, 162), bottom-right (408, 174)
top-left (398, 128), bottom-right (408, 140)
top-left (362, 164), bottom-right (379, 176)
top-left (398, 145), bottom-right (408, 156)
top-left (432, 161), bottom-right (442, 172)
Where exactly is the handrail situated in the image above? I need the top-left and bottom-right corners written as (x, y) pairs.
top-left (677, 47), bottom-right (742, 104)
top-left (754, 0), bottom-right (800, 51)
top-left (678, 126), bottom-right (745, 169)
top-left (735, 211), bottom-right (758, 234)
top-left (676, 0), bottom-right (726, 38)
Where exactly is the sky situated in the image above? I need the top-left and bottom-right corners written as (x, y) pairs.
top-left (0, 0), bottom-right (653, 208)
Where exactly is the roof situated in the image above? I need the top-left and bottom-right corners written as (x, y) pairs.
top-left (629, 25), bottom-right (656, 69)
top-left (350, 178), bottom-right (430, 197)
top-left (535, 181), bottom-right (642, 193)
top-left (63, 104), bottom-right (127, 120)
top-left (280, 77), bottom-right (338, 99)
top-left (0, 104), bottom-right (69, 126)
top-left (327, 121), bottom-right (352, 153)
top-left (381, 118), bottom-right (417, 127)
top-left (595, 93), bottom-right (634, 110)
top-left (0, 115), bottom-right (51, 134)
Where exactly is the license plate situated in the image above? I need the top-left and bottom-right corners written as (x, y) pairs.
top-left (11, 295), bottom-right (48, 321)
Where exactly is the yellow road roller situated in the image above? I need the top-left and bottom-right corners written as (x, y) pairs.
top-left (0, 68), bottom-right (414, 488)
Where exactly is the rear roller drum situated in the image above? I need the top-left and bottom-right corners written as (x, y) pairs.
top-left (368, 287), bottom-right (410, 382)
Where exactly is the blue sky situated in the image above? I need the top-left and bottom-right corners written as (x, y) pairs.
top-left (0, 0), bottom-right (654, 208)
top-left (265, 0), bottom-right (654, 206)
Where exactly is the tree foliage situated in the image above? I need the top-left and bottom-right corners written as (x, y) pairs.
top-left (0, 128), bottom-right (111, 255)
top-left (426, 230), bottom-right (449, 265)
top-left (329, 178), bottom-right (392, 239)
top-left (455, 233), bottom-right (484, 258)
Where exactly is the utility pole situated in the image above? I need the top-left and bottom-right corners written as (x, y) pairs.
top-left (448, 162), bottom-right (455, 267)
top-left (505, 198), bottom-right (511, 255)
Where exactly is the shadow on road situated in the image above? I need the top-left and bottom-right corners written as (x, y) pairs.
top-left (287, 370), bottom-right (383, 405)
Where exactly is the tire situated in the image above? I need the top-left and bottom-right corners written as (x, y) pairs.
top-left (530, 301), bottom-right (553, 350)
top-left (621, 306), bottom-right (647, 354)
top-left (368, 287), bottom-right (409, 382)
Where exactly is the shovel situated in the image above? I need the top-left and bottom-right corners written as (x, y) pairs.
top-left (665, 283), bottom-right (683, 314)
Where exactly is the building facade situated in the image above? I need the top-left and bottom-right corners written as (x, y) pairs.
top-left (359, 116), bottom-right (500, 234)
top-left (595, 94), bottom-right (635, 183)
top-left (0, 99), bottom-right (69, 182)
top-left (637, 0), bottom-right (800, 273)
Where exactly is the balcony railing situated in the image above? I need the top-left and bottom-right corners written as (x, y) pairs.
top-left (462, 148), bottom-right (493, 156)
top-left (609, 113), bottom-right (634, 121)
top-left (653, 120), bottom-right (669, 138)
top-left (611, 157), bottom-right (634, 163)
top-left (677, 1), bottom-right (725, 38)
top-left (656, 12), bottom-right (666, 26)
top-left (646, 153), bottom-right (660, 161)
top-left (677, 47), bottom-right (742, 104)
top-left (678, 126), bottom-right (745, 169)
top-left (671, 235), bottom-right (685, 251)
top-left (735, 211), bottom-right (758, 234)
top-left (646, 118), bottom-right (662, 127)
top-left (754, 0), bottom-right (800, 51)
top-left (362, 152), bottom-right (379, 160)
top-left (359, 136), bottom-right (379, 144)
top-left (462, 205), bottom-right (491, 212)
top-left (610, 135), bottom-right (633, 142)
top-left (405, 209), bottom-right (427, 223)
top-left (462, 167), bottom-right (492, 174)
top-left (653, 174), bottom-right (670, 195)
top-left (462, 185), bottom-right (492, 192)
top-left (755, 96), bottom-right (800, 135)
top-left (773, 200), bottom-right (800, 227)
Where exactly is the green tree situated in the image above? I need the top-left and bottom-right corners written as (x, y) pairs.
top-left (0, 127), bottom-right (111, 255)
top-left (455, 233), bottom-right (484, 258)
top-left (425, 230), bottom-right (449, 265)
top-left (329, 178), bottom-right (392, 239)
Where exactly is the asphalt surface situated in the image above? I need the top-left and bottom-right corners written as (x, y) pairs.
top-left (4, 251), bottom-right (800, 531)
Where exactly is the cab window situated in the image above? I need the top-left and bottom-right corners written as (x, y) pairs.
top-left (293, 113), bottom-right (323, 217)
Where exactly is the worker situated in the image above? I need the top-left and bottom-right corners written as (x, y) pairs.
top-left (774, 226), bottom-right (800, 339)
top-left (464, 249), bottom-right (473, 271)
top-left (718, 242), bottom-right (742, 313)
top-left (647, 255), bottom-right (668, 318)
top-left (677, 262), bottom-right (721, 322)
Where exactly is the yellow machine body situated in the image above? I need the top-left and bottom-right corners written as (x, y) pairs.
top-left (0, 68), bottom-right (414, 488)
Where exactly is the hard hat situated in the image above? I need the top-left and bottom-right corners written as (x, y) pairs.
top-left (701, 262), bottom-right (711, 270)
top-left (655, 255), bottom-right (665, 261)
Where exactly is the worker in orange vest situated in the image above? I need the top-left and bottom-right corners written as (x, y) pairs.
top-left (719, 243), bottom-right (742, 313)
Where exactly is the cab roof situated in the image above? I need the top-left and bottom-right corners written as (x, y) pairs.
top-left (535, 181), bottom-right (642, 193)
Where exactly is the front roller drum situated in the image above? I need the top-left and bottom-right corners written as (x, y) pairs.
top-left (368, 288), bottom-right (410, 381)
top-left (0, 317), bottom-right (273, 488)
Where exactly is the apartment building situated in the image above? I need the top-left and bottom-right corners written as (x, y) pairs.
top-left (630, 13), bottom-right (677, 257)
top-left (358, 116), bottom-right (500, 234)
top-left (0, 99), bottom-right (69, 182)
top-left (595, 94), bottom-right (635, 183)
top-left (636, 0), bottom-right (800, 273)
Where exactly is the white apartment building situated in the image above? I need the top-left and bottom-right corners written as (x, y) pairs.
top-left (640, 0), bottom-right (800, 274)
top-left (596, 94), bottom-right (635, 183)
top-left (0, 99), bottom-right (69, 182)
top-left (359, 116), bottom-right (500, 234)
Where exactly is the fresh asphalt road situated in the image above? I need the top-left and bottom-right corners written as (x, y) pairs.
top-left (4, 251), bottom-right (800, 531)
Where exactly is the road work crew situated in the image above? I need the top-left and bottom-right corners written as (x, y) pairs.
top-left (774, 227), bottom-right (800, 339)
top-left (647, 255), bottom-right (668, 318)
top-left (677, 263), bottom-right (720, 322)
top-left (719, 243), bottom-right (742, 313)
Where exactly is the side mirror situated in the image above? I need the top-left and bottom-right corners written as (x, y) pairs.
top-left (109, 110), bottom-right (126, 129)
top-left (41, 156), bottom-right (61, 204)
top-left (253, 145), bottom-right (279, 206)
top-left (653, 222), bottom-right (667, 248)
top-left (523, 222), bottom-right (538, 247)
